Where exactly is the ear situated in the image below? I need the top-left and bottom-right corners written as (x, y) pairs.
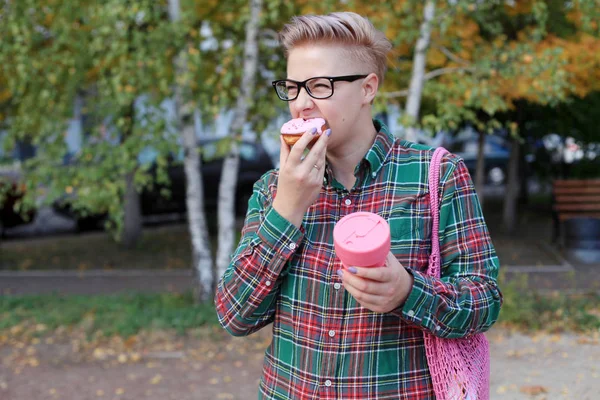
top-left (362, 73), bottom-right (379, 105)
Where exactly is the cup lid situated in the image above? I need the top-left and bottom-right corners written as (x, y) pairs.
top-left (333, 212), bottom-right (390, 266)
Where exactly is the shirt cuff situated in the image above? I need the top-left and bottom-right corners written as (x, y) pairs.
top-left (256, 206), bottom-right (304, 258)
top-left (397, 269), bottom-right (436, 326)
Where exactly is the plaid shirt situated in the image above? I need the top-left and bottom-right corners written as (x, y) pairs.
top-left (215, 120), bottom-right (502, 399)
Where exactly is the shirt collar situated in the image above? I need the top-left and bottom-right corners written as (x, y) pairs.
top-left (364, 119), bottom-right (397, 178)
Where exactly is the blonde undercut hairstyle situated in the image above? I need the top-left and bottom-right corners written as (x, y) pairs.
top-left (278, 12), bottom-right (392, 84)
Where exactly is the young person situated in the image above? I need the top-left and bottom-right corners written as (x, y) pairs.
top-left (215, 11), bottom-right (502, 399)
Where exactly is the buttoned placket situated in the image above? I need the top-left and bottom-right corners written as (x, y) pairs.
top-left (318, 189), bottom-right (354, 397)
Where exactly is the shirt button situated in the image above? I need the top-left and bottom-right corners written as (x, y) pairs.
top-left (265, 280), bottom-right (271, 287)
top-left (435, 325), bottom-right (441, 331)
top-left (344, 199), bottom-right (351, 206)
top-left (289, 243), bottom-right (296, 250)
top-left (333, 282), bottom-right (342, 290)
top-left (407, 310), bottom-right (415, 317)
top-left (324, 380), bottom-right (332, 387)
top-left (328, 330), bottom-right (336, 337)
top-left (372, 172), bottom-right (377, 178)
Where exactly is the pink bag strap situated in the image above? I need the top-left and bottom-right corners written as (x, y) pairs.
top-left (427, 147), bottom-right (449, 278)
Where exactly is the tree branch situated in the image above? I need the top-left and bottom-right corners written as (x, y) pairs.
top-left (381, 66), bottom-right (476, 99)
top-left (423, 66), bottom-right (475, 80)
top-left (433, 43), bottom-right (472, 66)
top-left (381, 89), bottom-right (410, 98)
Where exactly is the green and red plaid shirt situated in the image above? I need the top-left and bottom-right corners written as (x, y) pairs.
top-left (215, 120), bottom-right (502, 399)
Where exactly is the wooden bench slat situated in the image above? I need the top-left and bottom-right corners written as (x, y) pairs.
top-left (554, 187), bottom-right (600, 195)
top-left (555, 204), bottom-right (600, 211)
top-left (559, 213), bottom-right (600, 221)
top-left (555, 195), bottom-right (600, 203)
top-left (553, 179), bottom-right (600, 187)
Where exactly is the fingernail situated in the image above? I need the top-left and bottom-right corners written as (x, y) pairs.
top-left (336, 269), bottom-right (343, 278)
top-left (325, 129), bottom-right (332, 137)
top-left (310, 127), bottom-right (317, 134)
top-left (348, 266), bottom-right (357, 274)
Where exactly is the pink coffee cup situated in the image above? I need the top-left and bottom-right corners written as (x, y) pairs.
top-left (333, 212), bottom-right (391, 268)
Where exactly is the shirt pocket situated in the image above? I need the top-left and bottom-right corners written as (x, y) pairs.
top-left (385, 193), bottom-right (432, 265)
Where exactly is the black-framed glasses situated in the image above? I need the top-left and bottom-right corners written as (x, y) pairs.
top-left (271, 74), bottom-right (368, 101)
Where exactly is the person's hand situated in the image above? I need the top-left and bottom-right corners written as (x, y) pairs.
top-left (338, 252), bottom-right (414, 313)
top-left (273, 128), bottom-right (331, 228)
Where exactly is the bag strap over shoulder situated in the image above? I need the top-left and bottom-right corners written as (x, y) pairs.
top-left (427, 147), bottom-right (449, 278)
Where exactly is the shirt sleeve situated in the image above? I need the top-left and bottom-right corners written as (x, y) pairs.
top-left (395, 156), bottom-right (503, 339)
top-left (214, 173), bottom-right (304, 337)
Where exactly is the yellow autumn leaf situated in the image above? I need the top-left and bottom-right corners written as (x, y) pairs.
top-left (150, 374), bottom-right (162, 385)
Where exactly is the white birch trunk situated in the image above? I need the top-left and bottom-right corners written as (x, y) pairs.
top-left (215, 0), bottom-right (262, 280)
top-left (405, 0), bottom-right (436, 143)
top-left (168, 0), bottom-right (214, 301)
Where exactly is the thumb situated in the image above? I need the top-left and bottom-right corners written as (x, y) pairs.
top-left (279, 136), bottom-right (290, 169)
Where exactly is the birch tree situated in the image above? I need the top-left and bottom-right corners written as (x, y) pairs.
top-left (168, 0), bottom-right (214, 301)
top-left (216, 0), bottom-right (263, 279)
top-left (403, 1), bottom-right (436, 143)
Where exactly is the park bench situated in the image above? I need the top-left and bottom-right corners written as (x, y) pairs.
top-left (552, 179), bottom-right (600, 258)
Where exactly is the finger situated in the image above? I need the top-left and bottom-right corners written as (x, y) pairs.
top-left (302, 129), bottom-right (330, 170)
top-left (288, 128), bottom-right (319, 164)
top-left (342, 280), bottom-right (386, 307)
top-left (341, 270), bottom-right (385, 295)
top-left (345, 265), bottom-right (390, 283)
top-left (279, 136), bottom-right (291, 169)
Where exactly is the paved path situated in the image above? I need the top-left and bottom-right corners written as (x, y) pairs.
top-left (1, 328), bottom-right (598, 400)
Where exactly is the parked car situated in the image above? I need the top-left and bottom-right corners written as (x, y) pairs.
top-left (53, 138), bottom-right (275, 229)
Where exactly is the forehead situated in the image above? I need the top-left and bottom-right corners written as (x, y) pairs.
top-left (286, 44), bottom-right (362, 80)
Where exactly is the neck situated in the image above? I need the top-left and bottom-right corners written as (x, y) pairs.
top-left (327, 117), bottom-right (378, 188)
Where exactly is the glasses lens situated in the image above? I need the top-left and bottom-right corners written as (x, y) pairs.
top-left (275, 81), bottom-right (297, 100)
top-left (306, 78), bottom-right (333, 99)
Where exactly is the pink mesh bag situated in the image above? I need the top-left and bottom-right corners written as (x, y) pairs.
top-left (424, 147), bottom-right (490, 400)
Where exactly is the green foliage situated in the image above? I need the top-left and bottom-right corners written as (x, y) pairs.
top-left (0, 292), bottom-right (219, 337)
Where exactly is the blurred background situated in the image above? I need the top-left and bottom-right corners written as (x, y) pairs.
top-left (1, 1), bottom-right (599, 399)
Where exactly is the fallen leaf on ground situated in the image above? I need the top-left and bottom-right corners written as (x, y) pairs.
top-left (520, 385), bottom-right (548, 395)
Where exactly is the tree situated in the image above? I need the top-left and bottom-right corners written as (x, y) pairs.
top-left (168, 0), bottom-right (214, 301)
top-left (215, 0), bottom-right (263, 280)
top-left (0, 0), bottom-right (183, 246)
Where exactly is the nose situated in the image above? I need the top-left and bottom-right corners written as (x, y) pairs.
top-left (291, 87), bottom-right (315, 116)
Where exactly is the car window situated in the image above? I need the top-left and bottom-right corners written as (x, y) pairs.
top-left (240, 143), bottom-right (257, 161)
top-left (203, 142), bottom-right (218, 160)
top-left (138, 147), bottom-right (159, 165)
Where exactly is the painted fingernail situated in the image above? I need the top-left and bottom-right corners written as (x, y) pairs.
top-left (310, 127), bottom-right (317, 134)
top-left (337, 269), bottom-right (343, 278)
top-left (325, 129), bottom-right (332, 137)
top-left (348, 267), bottom-right (357, 274)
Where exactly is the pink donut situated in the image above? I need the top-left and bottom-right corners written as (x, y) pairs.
top-left (280, 118), bottom-right (328, 146)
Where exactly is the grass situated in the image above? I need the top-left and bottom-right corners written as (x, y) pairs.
top-left (1, 283), bottom-right (599, 339)
top-left (497, 274), bottom-right (600, 333)
top-left (0, 291), bottom-right (219, 338)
